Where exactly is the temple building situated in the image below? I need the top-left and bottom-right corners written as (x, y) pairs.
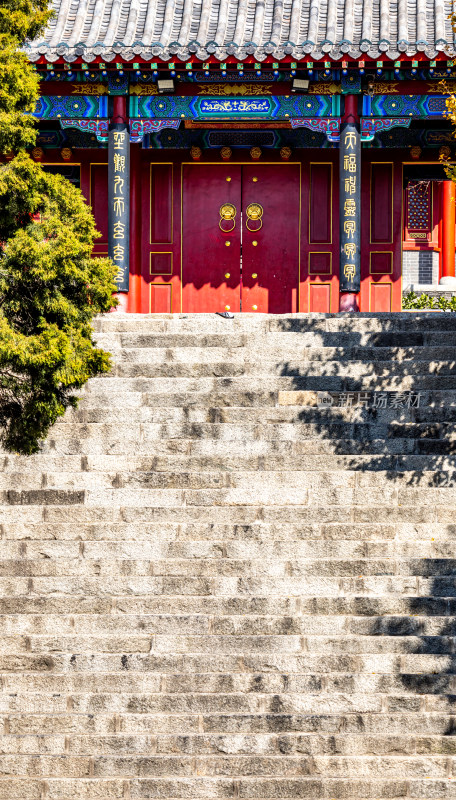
top-left (22, 0), bottom-right (456, 312)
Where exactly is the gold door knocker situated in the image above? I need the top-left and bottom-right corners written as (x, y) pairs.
top-left (246, 203), bottom-right (263, 231)
top-left (219, 203), bottom-right (236, 232)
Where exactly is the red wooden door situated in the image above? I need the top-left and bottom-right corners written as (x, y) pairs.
top-left (300, 157), bottom-right (339, 313)
top-left (242, 164), bottom-right (299, 313)
top-left (360, 157), bottom-right (402, 312)
top-left (182, 164), bottom-right (242, 313)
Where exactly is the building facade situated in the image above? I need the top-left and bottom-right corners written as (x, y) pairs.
top-left (22, 0), bottom-right (456, 312)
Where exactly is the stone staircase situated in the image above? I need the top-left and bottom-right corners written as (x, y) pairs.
top-left (1, 312), bottom-right (456, 800)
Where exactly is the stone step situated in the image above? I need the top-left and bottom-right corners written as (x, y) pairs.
top-left (97, 329), bottom-right (456, 350)
top-left (95, 335), bottom-right (456, 362)
top-left (82, 374), bottom-right (456, 393)
top-left (45, 419), bottom-right (456, 441)
top-left (68, 388), bottom-right (456, 410)
top-left (55, 405), bottom-right (456, 425)
top-left (2, 465), bottom-right (455, 491)
top-left (94, 312), bottom-right (456, 333)
top-left (112, 359), bottom-right (456, 379)
top-left (41, 434), bottom-right (456, 457)
top-left (96, 343), bottom-right (456, 365)
top-left (3, 452), bottom-right (456, 475)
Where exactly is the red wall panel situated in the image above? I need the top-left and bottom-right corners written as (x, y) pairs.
top-left (150, 164), bottom-right (173, 244)
top-left (370, 163), bottom-right (393, 244)
top-left (309, 164), bottom-right (332, 244)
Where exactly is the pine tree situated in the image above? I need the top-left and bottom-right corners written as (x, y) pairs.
top-left (0, 0), bottom-right (118, 454)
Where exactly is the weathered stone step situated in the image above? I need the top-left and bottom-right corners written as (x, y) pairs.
top-left (3, 466), bottom-right (456, 493)
top-left (2, 537), bottom-right (456, 562)
top-left (96, 336), bottom-right (456, 363)
top-left (0, 593), bottom-right (455, 616)
top-left (58, 404), bottom-right (456, 426)
top-left (94, 311), bottom-right (456, 334)
top-left (3, 451), bottom-right (456, 476)
top-left (71, 385), bottom-right (456, 407)
top-left (82, 374), bottom-right (456, 393)
top-left (97, 330), bottom-right (456, 351)
top-left (40, 433), bottom-right (456, 457)
top-left (0, 730), bottom-right (453, 757)
top-left (112, 358), bottom-right (456, 379)
top-left (45, 420), bottom-right (456, 442)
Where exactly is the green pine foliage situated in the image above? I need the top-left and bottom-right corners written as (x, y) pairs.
top-left (0, 1), bottom-right (118, 454)
top-left (0, 1), bottom-right (51, 152)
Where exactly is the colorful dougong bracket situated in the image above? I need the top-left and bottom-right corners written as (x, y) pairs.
top-left (290, 117), bottom-right (341, 143)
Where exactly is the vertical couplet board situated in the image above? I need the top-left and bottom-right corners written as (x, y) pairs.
top-left (242, 164), bottom-right (300, 314)
top-left (182, 164), bottom-right (242, 314)
top-left (108, 123), bottom-right (130, 292)
top-left (339, 120), bottom-right (361, 301)
top-left (360, 156), bottom-right (402, 312)
top-left (300, 154), bottom-right (339, 312)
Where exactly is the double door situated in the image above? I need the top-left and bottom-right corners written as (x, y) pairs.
top-left (182, 163), bottom-right (300, 313)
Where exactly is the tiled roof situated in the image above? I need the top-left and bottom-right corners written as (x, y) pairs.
top-left (27, 0), bottom-right (456, 63)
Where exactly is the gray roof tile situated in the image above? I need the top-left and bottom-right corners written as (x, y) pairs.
top-left (26, 0), bottom-right (456, 62)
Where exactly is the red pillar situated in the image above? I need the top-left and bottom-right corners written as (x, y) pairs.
top-left (339, 94), bottom-right (360, 312)
top-left (441, 180), bottom-right (456, 286)
top-left (128, 143), bottom-right (142, 313)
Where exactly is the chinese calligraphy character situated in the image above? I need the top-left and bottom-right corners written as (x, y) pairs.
top-left (113, 154), bottom-right (125, 173)
top-left (113, 197), bottom-right (125, 216)
top-left (113, 244), bottom-right (125, 261)
top-left (114, 176), bottom-right (124, 194)
top-left (344, 200), bottom-right (356, 217)
top-left (345, 131), bottom-right (357, 150)
top-left (372, 392), bottom-right (388, 409)
top-left (344, 243), bottom-right (356, 258)
top-left (344, 221), bottom-right (356, 238)
top-left (345, 175), bottom-right (357, 195)
top-left (343, 263), bottom-right (356, 281)
top-left (113, 131), bottom-right (126, 150)
top-left (113, 221), bottom-right (125, 239)
top-left (344, 154), bottom-right (357, 172)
